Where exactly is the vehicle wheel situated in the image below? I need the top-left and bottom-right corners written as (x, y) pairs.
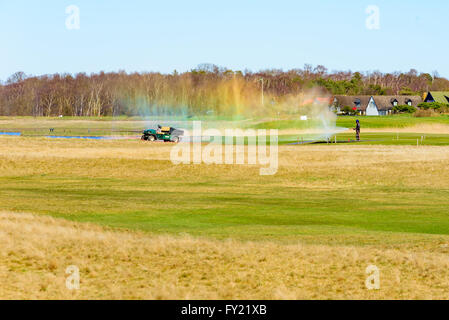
top-left (172, 136), bottom-right (180, 143)
top-left (148, 135), bottom-right (156, 142)
top-left (141, 135), bottom-right (147, 141)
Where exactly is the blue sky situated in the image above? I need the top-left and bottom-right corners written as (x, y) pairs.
top-left (0, 0), bottom-right (448, 81)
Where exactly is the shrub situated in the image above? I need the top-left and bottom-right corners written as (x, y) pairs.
top-left (393, 105), bottom-right (417, 114)
top-left (418, 102), bottom-right (449, 111)
top-left (342, 106), bottom-right (357, 115)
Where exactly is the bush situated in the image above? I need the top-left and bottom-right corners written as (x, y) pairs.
top-left (417, 102), bottom-right (449, 111)
top-left (342, 106), bottom-right (357, 115)
top-left (393, 105), bottom-right (417, 114)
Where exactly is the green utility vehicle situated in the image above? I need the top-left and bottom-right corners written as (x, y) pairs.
top-left (141, 125), bottom-right (184, 143)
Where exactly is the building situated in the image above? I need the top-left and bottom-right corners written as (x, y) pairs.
top-left (332, 95), bottom-right (422, 116)
top-left (423, 91), bottom-right (449, 104)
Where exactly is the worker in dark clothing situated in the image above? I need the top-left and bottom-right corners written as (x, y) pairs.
top-left (354, 119), bottom-right (361, 141)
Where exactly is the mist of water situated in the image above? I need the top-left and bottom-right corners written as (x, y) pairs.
top-left (120, 83), bottom-right (347, 142)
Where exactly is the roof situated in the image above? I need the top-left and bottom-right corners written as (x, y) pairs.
top-left (334, 95), bottom-right (422, 111)
top-left (301, 97), bottom-right (333, 106)
top-left (334, 96), bottom-right (371, 110)
top-left (426, 91), bottom-right (449, 104)
top-left (373, 96), bottom-right (422, 110)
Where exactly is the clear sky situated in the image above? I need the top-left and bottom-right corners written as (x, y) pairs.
top-left (1, 0), bottom-right (448, 81)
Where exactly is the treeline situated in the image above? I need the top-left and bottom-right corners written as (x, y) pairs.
top-left (1, 64), bottom-right (448, 117)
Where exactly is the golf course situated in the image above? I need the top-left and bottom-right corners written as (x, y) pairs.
top-left (1, 115), bottom-right (449, 299)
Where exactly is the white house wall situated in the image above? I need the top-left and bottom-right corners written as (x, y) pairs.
top-left (366, 97), bottom-right (379, 116)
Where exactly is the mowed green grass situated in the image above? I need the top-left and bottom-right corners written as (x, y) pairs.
top-left (1, 135), bottom-right (449, 245)
top-left (279, 132), bottom-right (449, 146)
top-left (336, 132), bottom-right (449, 146)
top-left (2, 174), bottom-right (448, 241)
top-left (336, 115), bottom-right (449, 128)
top-left (253, 114), bottom-right (449, 130)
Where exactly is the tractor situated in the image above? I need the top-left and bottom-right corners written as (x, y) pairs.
top-left (141, 125), bottom-right (184, 143)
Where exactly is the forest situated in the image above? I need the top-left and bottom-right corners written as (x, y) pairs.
top-left (1, 64), bottom-right (448, 117)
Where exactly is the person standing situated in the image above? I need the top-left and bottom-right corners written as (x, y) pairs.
top-left (354, 119), bottom-right (361, 141)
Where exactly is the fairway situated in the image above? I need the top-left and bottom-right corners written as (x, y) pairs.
top-left (1, 134), bottom-right (449, 243)
top-left (1, 118), bottom-right (449, 299)
top-left (253, 115), bottom-right (449, 129)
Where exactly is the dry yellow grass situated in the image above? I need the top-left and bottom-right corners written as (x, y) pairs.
top-left (1, 136), bottom-right (449, 189)
top-left (1, 211), bottom-right (449, 300)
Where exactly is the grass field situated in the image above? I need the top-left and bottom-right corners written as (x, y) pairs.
top-left (279, 132), bottom-right (449, 146)
top-left (2, 212), bottom-right (449, 299)
top-left (2, 114), bottom-right (449, 137)
top-left (1, 117), bottom-right (449, 299)
top-left (253, 114), bottom-right (449, 130)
